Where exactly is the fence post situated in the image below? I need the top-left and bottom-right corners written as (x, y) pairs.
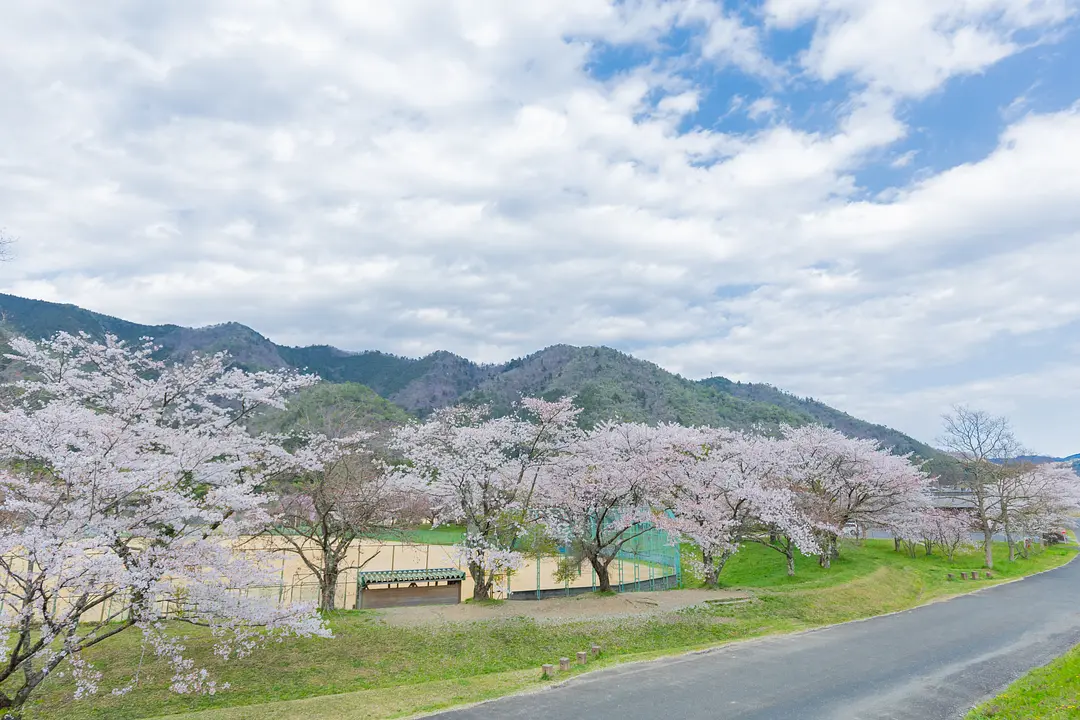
top-left (675, 540), bottom-right (682, 588)
top-left (278, 553), bottom-right (286, 605)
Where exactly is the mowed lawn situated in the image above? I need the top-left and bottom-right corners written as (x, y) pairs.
top-left (967, 643), bottom-right (1080, 720)
top-left (18, 539), bottom-right (1076, 720)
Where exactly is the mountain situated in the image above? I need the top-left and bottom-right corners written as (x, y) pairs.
top-left (699, 377), bottom-right (938, 458)
top-left (277, 345), bottom-right (501, 412)
top-left (0, 293), bottom-right (937, 457)
top-left (1006, 454), bottom-right (1080, 475)
top-left (464, 345), bottom-right (810, 431)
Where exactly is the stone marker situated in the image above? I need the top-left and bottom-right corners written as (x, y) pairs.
top-left (959, 572), bottom-right (967, 580)
top-left (985, 572), bottom-right (993, 579)
top-left (542, 664), bottom-right (554, 678)
top-left (591, 644), bottom-right (601, 657)
top-left (577, 651), bottom-right (588, 665)
top-left (947, 573), bottom-right (954, 581)
top-left (559, 657), bottom-right (570, 671)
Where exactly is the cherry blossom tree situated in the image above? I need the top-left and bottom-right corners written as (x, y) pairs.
top-left (391, 397), bottom-right (579, 600)
top-left (538, 422), bottom-right (681, 592)
top-left (924, 509), bottom-right (976, 561)
top-left (1001, 462), bottom-right (1080, 559)
top-left (886, 507), bottom-right (974, 560)
top-left (0, 333), bottom-right (329, 718)
top-left (269, 432), bottom-right (394, 611)
top-left (661, 426), bottom-right (743, 586)
top-left (780, 426), bottom-right (930, 568)
top-left (663, 429), bottom-right (819, 582)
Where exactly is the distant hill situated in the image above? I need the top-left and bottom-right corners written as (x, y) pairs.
top-left (1001, 454), bottom-right (1080, 476)
top-left (0, 293), bottom-right (939, 458)
top-left (249, 382), bottom-right (413, 436)
top-left (699, 377), bottom-right (938, 458)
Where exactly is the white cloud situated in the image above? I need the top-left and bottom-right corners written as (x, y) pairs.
top-left (765, 0), bottom-right (1077, 96)
top-left (747, 96), bottom-right (779, 120)
top-left (0, 1), bottom-right (1078, 453)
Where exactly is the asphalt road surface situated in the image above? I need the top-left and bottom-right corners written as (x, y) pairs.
top-left (431, 541), bottom-right (1080, 719)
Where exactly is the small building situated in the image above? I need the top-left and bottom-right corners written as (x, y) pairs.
top-left (354, 568), bottom-right (466, 609)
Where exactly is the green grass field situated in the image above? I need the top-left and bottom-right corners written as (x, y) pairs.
top-left (16, 539), bottom-right (1076, 720)
top-left (967, 644), bottom-right (1080, 719)
top-left (375, 524), bottom-right (466, 546)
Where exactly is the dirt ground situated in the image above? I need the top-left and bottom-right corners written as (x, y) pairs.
top-left (374, 588), bottom-right (750, 626)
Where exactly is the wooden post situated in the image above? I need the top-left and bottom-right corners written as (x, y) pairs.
top-left (542, 664), bottom-right (555, 678)
top-left (559, 657), bottom-right (570, 671)
top-left (577, 651), bottom-right (588, 665)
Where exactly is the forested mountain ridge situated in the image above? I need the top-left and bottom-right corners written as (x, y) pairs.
top-left (0, 292), bottom-right (935, 456)
top-left (699, 377), bottom-right (938, 458)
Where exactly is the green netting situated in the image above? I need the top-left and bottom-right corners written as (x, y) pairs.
top-left (506, 517), bottom-right (681, 600)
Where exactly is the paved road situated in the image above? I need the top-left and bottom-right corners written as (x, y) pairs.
top-left (431, 539), bottom-right (1080, 719)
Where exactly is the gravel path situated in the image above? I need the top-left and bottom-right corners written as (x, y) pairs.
top-left (374, 587), bottom-right (749, 626)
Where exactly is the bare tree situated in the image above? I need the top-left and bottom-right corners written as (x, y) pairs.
top-left (938, 407), bottom-right (1024, 569)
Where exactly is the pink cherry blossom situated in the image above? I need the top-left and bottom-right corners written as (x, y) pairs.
top-left (0, 333), bottom-right (329, 713)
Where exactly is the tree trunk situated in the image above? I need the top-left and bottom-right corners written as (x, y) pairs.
top-left (589, 556), bottom-right (613, 592)
top-left (702, 549), bottom-right (733, 588)
top-left (785, 547), bottom-right (795, 577)
top-left (829, 534), bottom-right (840, 560)
top-left (983, 529), bottom-right (994, 569)
top-left (702, 550), bottom-right (719, 588)
top-left (894, 536), bottom-right (902, 552)
top-left (815, 530), bottom-right (832, 569)
top-left (1005, 528), bottom-right (1016, 562)
top-left (320, 574), bottom-right (338, 612)
top-left (468, 562), bottom-right (493, 601)
top-left (320, 555), bottom-right (339, 612)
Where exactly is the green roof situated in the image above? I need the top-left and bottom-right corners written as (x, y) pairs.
top-left (357, 568), bottom-right (466, 588)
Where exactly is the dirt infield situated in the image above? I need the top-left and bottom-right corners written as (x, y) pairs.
top-left (373, 587), bottom-right (749, 626)
top-left (238, 537), bottom-right (678, 608)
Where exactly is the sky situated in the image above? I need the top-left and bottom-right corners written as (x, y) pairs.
top-left (1, 1), bottom-right (1079, 455)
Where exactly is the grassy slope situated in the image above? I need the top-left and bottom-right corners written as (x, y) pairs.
top-left (967, 644), bottom-right (1080, 719)
top-left (22, 540), bottom-right (1075, 720)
